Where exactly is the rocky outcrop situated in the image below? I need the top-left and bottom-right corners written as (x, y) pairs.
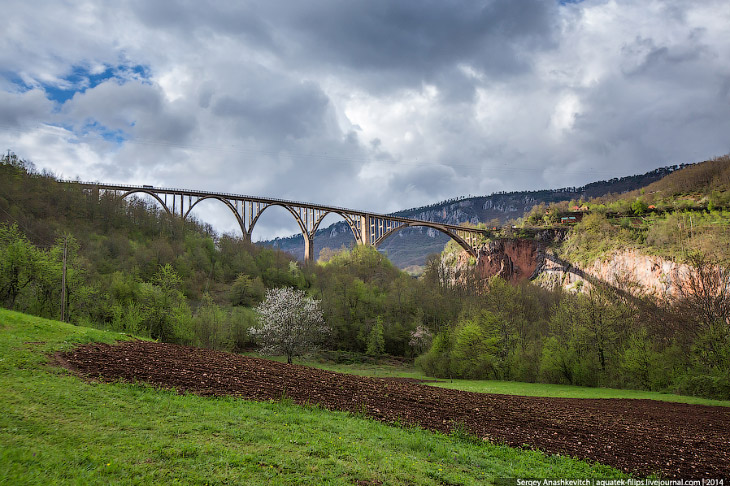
top-left (442, 238), bottom-right (547, 286)
top-left (474, 239), bottom-right (545, 283)
top-left (535, 252), bottom-right (591, 292)
top-left (535, 249), bottom-right (695, 300)
top-left (443, 237), bottom-right (696, 302)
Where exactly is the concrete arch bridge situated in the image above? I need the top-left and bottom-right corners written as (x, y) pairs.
top-left (62, 181), bottom-right (490, 261)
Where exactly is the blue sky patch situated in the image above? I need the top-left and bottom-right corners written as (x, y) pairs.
top-left (3, 71), bottom-right (31, 91)
top-left (74, 119), bottom-right (128, 145)
top-left (43, 65), bottom-right (116, 103)
top-left (39, 63), bottom-right (151, 104)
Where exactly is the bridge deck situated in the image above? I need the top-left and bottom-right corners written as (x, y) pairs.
top-left (60, 180), bottom-right (491, 236)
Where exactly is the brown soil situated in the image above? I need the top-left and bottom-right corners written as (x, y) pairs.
top-left (58, 340), bottom-right (730, 479)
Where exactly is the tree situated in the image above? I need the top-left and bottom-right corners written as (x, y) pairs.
top-left (450, 319), bottom-right (499, 379)
top-left (229, 273), bottom-right (265, 306)
top-left (677, 253), bottom-right (730, 331)
top-left (676, 253), bottom-right (730, 373)
top-left (409, 324), bottom-right (433, 354)
top-left (0, 224), bottom-right (37, 308)
top-left (366, 316), bottom-right (385, 356)
top-left (139, 264), bottom-right (192, 343)
top-left (251, 287), bottom-right (328, 364)
top-left (631, 198), bottom-right (649, 216)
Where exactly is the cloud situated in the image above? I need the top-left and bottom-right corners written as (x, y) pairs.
top-left (211, 80), bottom-right (331, 141)
top-left (275, 0), bottom-right (557, 85)
top-left (1, 0), bottom-right (729, 240)
top-left (0, 89), bottom-right (54, 127)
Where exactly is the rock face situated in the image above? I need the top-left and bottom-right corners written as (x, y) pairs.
top-left (474, 239), bottom-right (545, 283)
top-left (537, 249), bottom-right (694, 300)
top-left (442, 239), bottom-right (546, 286)
top-left (534, 252), bottom-right (590, 292)
top-left (445, 238), bottom-right (696, 302)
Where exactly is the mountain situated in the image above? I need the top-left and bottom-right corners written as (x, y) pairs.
top-left (262, 165), bottom-right (684, 269)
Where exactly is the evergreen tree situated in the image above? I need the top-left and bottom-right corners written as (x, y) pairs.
top-left (366, 317), bottom-right (385, 356)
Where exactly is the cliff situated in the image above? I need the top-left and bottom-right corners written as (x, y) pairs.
top-left (444, 238), bottom-right (697, 302)
top-left (442, 238), bottom-right (547, 286)
top-left (474, 239), bottom-right (545, 283)
top-left (535, 249), bottom-right (695, 300)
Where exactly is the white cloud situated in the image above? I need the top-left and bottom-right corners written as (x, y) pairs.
top-left (1, 0), bottom-right (729, 240)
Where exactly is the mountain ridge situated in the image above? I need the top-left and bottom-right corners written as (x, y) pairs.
top-left (263, 164), bottom-right (686, 269)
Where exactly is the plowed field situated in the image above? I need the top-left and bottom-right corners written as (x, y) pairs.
top-left (57, 340), bottom-right (730, 478)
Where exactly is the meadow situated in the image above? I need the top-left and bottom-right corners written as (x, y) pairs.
top-left (290, 358), bottom-right (730, 407)
top-left (0, 309), bottom-right (629, 484)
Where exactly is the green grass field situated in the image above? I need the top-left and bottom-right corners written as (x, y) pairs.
top-left (0, 309), bottom-right (631, 484)
top-left (283, 358), bottom-right (730, 407)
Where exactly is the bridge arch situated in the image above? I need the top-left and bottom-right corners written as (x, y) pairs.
top-left (252, 203), bottom-right (308, 238)
top-left (120, 189), bottom-right (173, 217)
top-left (249, 203), bottom-right (317, 261)
top-left (308, 211), bottom-right (363, 244)
top-left (80, 182), bottom-right (489, 262)
top-left (251, 206), bottom-right (365, 262)
top-left (375, 222), bottom-right (478, 257)
top-left (182, 195), bottom-right (246, 236)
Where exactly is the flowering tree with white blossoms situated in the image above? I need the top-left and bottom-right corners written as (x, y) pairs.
top-left (251, 287), bottom-right (328, 364)
top-left (409, 325), bottom-right (433, 354)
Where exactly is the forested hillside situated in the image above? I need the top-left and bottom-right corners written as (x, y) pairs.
top-left (0, 153), bottom-right (307, 350)
top-left (0, 152), bottom-right (460, 359)
top-left (2, 152), bottom-right (728, 400)
top-left (416, 157), bottom-right (730, 399)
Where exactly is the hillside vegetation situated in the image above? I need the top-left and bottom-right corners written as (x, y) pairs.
top-left (418, 157), bottom-right (730, 399)
top-left (523, 155), bottom-right (730, 264)
top-left (0, 153), bottom-right (460, 359)
top-left (2, 151), bottom-right (729, 401)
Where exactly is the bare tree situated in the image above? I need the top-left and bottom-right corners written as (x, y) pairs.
top-left (250, 287), bottom-right (328, 364)
top-left (677, 253), bottom-right (730, 331)
top-left (675, 253), bottom-right (730, 372)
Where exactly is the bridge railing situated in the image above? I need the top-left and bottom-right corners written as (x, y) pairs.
top-left (59, 180), bottom-right (491, 235)
top-left (59, 180), bottom-right (371, 217)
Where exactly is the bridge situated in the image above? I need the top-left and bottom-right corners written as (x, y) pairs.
top-left (61, 181), bottom-right (491, 261)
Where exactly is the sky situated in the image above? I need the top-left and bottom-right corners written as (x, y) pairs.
top-left (2, 0), bottom-right (729, 240)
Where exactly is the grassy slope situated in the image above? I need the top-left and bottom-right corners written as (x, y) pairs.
top-left (0, 309), bottom-right (627, 485)
top-left (548, 157), bottom-right (730, 265)
top-left (287, 359), bottom-right (730, 408)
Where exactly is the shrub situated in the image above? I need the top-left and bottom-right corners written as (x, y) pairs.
top-left (672, 374), bottom-right (730, 400)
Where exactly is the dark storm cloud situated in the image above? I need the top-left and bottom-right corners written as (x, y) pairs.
top-left (294, 0), bottom-right (553, 68)
top-left (621, 33), bottom-right (715, 78)
top-left (389, 164), bottom-right (461, 200)
top-left (277, 0), bottom-right (557, 89)
top-left (212, 81), bottom-right (331, 141)
top-left (127, 0), bottom-right (557, 94)
top-left (65, 80), bottom-right (197, 144)
top-left (129, 0), bottom-right (277, 52)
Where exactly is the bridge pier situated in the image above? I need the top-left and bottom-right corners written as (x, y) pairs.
top-left (304, 235), bottom-right (315, 262)
top-left (359, 215), bottom-right (370, 246)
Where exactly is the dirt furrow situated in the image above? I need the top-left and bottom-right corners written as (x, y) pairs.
top-left (58, 340), bottom-right (730, 478)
